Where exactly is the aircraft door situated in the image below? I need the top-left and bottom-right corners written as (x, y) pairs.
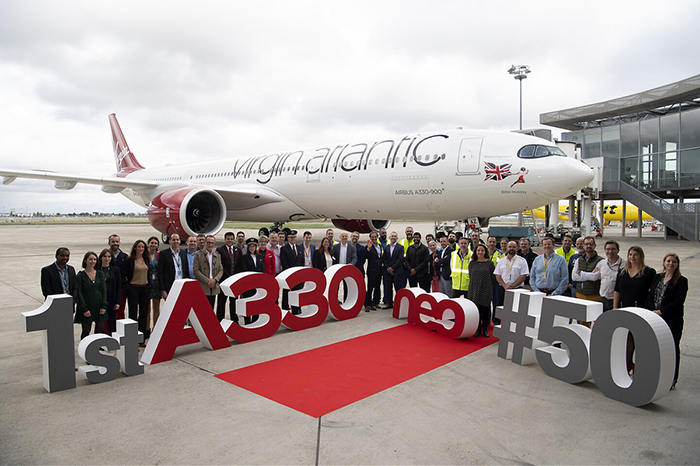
top-left (457, 138), bottom-right (482, 175)
top-left (306, 159), bottom-right (321, 182)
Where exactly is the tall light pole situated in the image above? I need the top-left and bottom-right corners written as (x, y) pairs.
top-left (508, 65), bottom-right (531, 130)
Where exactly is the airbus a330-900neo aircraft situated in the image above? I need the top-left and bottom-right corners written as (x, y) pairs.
top-left (1, 114), bottom-right (594, 241)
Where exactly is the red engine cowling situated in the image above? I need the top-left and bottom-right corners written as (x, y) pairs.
top-left (147, 187), bottom-right (227, 238)
top-left (331, 219), bottom-right (391, 233)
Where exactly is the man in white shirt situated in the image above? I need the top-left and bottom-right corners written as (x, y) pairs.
top-left (333, 232), bottom-right (357, 302)
top-left (494, 241), bottom-right (529, 310)
top-left (598, 240), bottom-right (625, 311)
top-left (333, 232), bottom-right (357, 266)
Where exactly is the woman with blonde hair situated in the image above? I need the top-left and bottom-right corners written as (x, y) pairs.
top-left (613, 246), bottom-right (656, 309)
top-left (614, 245), bottom-right (656, 374)
top-left (648, 253), bottom-right (688, 389)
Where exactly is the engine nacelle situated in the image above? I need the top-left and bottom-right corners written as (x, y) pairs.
top-left (331, 219), bottom-right (391, 233)
top-left (147, 187), bottom-right (227, 238)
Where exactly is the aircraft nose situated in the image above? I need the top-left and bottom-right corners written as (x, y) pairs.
top-left (566, 159), bottom-right (594, 190)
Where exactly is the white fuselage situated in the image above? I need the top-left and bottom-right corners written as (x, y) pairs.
top-left (120, 129), bottom-right (593, 223)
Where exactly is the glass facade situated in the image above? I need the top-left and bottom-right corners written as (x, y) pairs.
top-left (572, 107), bottom-right (700, 192)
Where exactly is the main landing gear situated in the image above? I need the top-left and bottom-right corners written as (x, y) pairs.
top-left (258, 222), bottom-right (291, 238)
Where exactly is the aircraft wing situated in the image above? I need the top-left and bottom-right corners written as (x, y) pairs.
top-left (0, 168), bottom-right (159, 191)
top-left (0, 167), bottom-right (286, 209)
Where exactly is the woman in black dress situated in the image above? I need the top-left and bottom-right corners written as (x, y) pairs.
top-left (648, 253), bottom-right (688, 389)
top-left (146, 236), bottom-right (161, 335)
top-left (98, 248), bottom-right (121, 335)
top-left (427, 240), bottom-right (441, 293)
top-left (468, 243), bottom-right (495, 338)
top-left (75, 251), bottom-right (108, 340)
top-left (239, 238), bottom-right (264, 325)
top-left (613, 246), bottom-right (656, 309)
top-left (613, 245), bottom-right (656, 373)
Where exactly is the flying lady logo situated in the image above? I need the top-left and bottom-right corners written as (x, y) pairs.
top-left (510, 167), bottom-right (529, 187)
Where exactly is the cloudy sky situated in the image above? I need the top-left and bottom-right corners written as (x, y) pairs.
top-left (1, 0), bottom-right (699, 214)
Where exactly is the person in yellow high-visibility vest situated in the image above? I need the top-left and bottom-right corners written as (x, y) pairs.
top-left (450, 236), bottom-right (472, 298)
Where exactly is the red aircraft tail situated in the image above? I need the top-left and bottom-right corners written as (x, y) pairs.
top-left (109, 113), bottom-right (145, 176)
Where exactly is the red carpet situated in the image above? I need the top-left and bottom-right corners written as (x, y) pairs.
top-left (216, 324), bottom-right (497, 417)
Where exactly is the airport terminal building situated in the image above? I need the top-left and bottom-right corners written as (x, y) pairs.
top-left (541, 74), bottom-right (700, 241)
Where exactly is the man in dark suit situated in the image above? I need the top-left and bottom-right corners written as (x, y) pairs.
top-left (351, 231), bottom-right (367, 277)
top-left (216, 231), bottom-right (241, 322)
top-left (108, 234), bottom-right (129, 319)
top-left (405, 232), bottom-right (431, 292)
top-left (379, 231), bottom-right (404, 309)
top-left (280, 230), bottom-right (303, 315)
top-left (300, 231), bottom-right (315, 267)
top-left (436, 236), bottom-right (453, 296)
top-left (333, 232), bottom-right (357, 266)
top-left (333, 231), bottom-right (358, 303)
top-left (157, 233), bottom-right (190, 300)
top-left (41, 247), bottom-right (78, 304)
top-left (364, 232), bottom-right (383, 311)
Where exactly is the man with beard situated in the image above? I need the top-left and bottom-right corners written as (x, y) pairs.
top-left (447, 232), bottom-right (457, 250)
top-left (405, 232), bottom-right (430, 292)
top-left (571, 237), bottom-right (604, 327)
top-left (517, 237), bottom-right (538, 290)
top-left (351, 231), bottom-right (366, 277)
top-left (108, 234), bottom-right (129, 319)
top-left (494, 241), bottom-right (529, 311)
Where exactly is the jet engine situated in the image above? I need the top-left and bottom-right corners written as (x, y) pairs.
top-left (331, 219), bottom-right (391, 233)
top-left (147, 187), bottom-right (227, 239)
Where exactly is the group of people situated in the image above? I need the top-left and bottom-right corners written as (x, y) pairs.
top-left (531, 234), bottom-right (687, 389)
top-left (40, 227), bottom-right (687, 389)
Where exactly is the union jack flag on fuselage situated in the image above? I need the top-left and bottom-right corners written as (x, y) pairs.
top-left (484, 162), bottom-right (513, 181)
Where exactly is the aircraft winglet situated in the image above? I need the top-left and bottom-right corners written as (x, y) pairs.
top-left (109, 113), bottom-right (145, 177)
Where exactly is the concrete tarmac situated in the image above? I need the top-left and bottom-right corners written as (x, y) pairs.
top-left (0, 223), bottom-right (698, 465)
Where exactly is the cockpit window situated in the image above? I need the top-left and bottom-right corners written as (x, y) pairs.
top-left (517, 145), bottom-right (567, 158)
top-left (518, 145), bottom-right (535, 158)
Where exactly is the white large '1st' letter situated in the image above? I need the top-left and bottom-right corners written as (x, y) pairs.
top-left (22, 295), bottom-right (76, 393)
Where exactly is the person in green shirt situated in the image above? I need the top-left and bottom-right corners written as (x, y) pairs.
top-left (75, 251), bottom-right (108, 340)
